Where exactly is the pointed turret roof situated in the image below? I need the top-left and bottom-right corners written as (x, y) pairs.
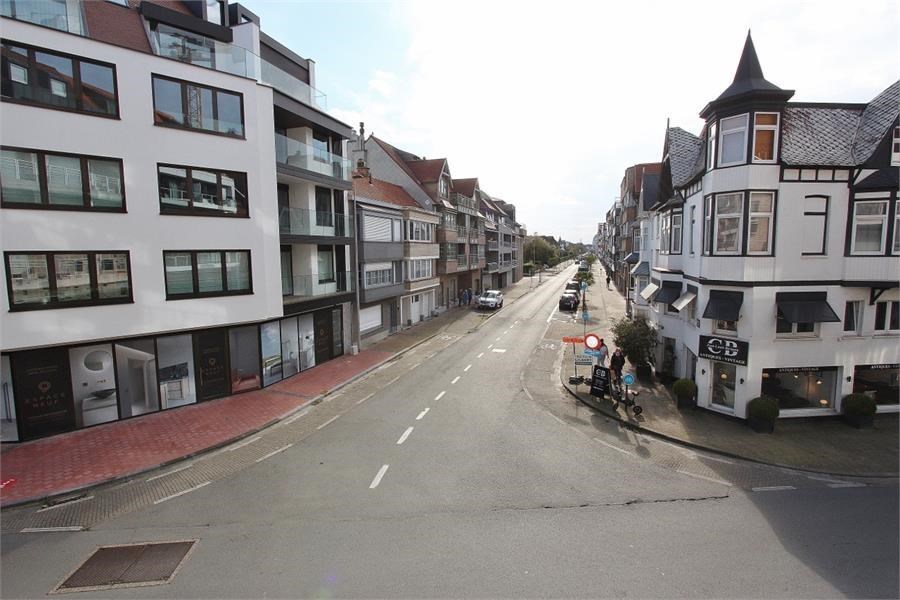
top-left (700, 32), bottom-right (794, 118)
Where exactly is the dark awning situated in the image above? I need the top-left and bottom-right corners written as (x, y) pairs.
top-left (703, 290), bottom-right (744, 321)
top-left (630, 261), bottom-right (650, 277)
top-left (775, 292), bottom-right (840, 323)
top-left (624, 252), bottom-right (640, 264)
top-left (654, 281), bottom-right (682, 305)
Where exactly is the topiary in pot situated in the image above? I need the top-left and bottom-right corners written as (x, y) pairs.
top-left (841, 393), bottom-right (877, 429)
top-left (610, 316), bottom-right (657, 380)
top-left (672, 378), bottom-right (697, 410)
top-left (746, 395), bottom-right (779, 433)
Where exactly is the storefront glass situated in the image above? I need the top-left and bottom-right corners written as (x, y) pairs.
top-left (711, 361), bottom-right (736, 408)
top-left (114, 339), bottom-right (159, 418)
top-left (853, 364), bottom-right (899, 406)
top-left (762, 367), bottom-right (837, 410)
top-left (156, 335), bottom-right (197, 408)
top-left (260, 321), bottom-right (282, 387)
top-left (69, 344), bottom-right (119, 428)
top-left (229, 326), bottom-right (260, 393)
top-left (281, 317), bottom-right (300, 378)
top-left (332, 307), bottom-right (344, 358)
top-left (1, 355), bottom-right (19, 442)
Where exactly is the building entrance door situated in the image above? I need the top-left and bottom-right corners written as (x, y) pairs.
top-left (314, 309), bottom-right (333, 365)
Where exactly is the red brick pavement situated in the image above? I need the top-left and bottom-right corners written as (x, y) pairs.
top-left (0, 349), bottom-right (392, 507)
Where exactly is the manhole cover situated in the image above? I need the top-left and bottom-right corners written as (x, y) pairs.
top-left (51, 540), bottom-right (197, 594)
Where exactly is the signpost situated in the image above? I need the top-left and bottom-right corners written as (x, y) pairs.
top-left (575, 354), bottom-right (594, 366)
top-left (590, 365), bottom-right (610, 398)
top-left (584, 333), bottom-right (601, 350)
top-left (563, 336), bottom-right (585, 379)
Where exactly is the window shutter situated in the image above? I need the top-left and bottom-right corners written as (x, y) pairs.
top-left (363, 215), bottom-right (392, 241)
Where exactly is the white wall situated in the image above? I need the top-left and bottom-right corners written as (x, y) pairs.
top-left (0, 19), bottom-right (282, 352)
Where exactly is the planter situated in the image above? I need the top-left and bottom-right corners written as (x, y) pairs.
top-left (675, 394), bottom-right (695, 410)
top-left (843, 413), bottom-right (874, 429)
top-left (635, 364), bottom-right (653, 380)
top-left (748, 416), bottom-right (775, 434)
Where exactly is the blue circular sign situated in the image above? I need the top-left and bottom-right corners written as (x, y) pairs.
top-left (622, 374), bottom-right (635, 385)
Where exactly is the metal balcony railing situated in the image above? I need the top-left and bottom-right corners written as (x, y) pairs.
top-left (275, 133), bottom-right (351, 181)
top-left (279, 207), bottom-right (353, 237)
top-left (282, 271), bottom-right (352, 298)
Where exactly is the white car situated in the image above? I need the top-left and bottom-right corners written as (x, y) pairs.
top-left (477, 290), bottom-right (504, 309)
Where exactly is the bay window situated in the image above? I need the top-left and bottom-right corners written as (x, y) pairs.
top-left (671, 213), bottom-right (683, 253)
top-left (850, 200), bottom-right (889, 254)
top-left (748, 192), bottom-right (774, 254)
top-left (752, 113), bottom-right (779, 162)
top-left (714, 193), bottom-right (743, 254)
top-left (718, 114), bottom-right (748, 166)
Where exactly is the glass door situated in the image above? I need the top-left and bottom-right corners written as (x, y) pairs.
top-left (711, 361), bottom-right (736, 409)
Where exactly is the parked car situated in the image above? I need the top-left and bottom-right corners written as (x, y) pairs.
top-left (477, 290), bottom-right (504, 309)
top-left (577, 261), bottom-right (589, 272)
top-left (565, 279), bottom-right (580, 292)
top-left (559, 292), bottom-right (579, 311)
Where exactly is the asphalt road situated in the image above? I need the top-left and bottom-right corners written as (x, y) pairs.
top-left (2, 266), bottom-right (897, 598)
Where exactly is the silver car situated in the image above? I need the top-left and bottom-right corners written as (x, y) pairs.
top-left (477, 290), bottom-right (504, 309)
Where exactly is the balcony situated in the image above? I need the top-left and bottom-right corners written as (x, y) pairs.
top-left (279, 207), bottom-right (353, 239)
top-left (276, 133), bottom-right (351, 181)
top-left (486, 262), bottom-right (499, 273)
top-left (1, 0), bottom-right (85, 35)
top-left (148, 23), bottom-right (328, 110)
top-left (487, 241), bottom-right (499, 251)
top-left (282, 271), bottom-right (352, 300)
top-left (457, 255), bottom-right (469, 270)
top-left (436, 225), bottom-right (458, 243)
top-left (451, 193), bottom-right (477, 215)
top-left (437, 258), bottom-right (458, 275)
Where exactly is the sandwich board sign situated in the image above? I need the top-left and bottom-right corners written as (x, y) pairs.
top-left (590, 365), bottom-right (610, 398)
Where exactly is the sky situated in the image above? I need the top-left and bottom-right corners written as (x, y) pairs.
top-left (242, 0), bottom-right (899, 243)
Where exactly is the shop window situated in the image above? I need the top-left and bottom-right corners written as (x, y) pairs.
top-left (229, 325), bottom-right (261, 393)
top-left (156, 335), bottom-right (196, 408)
top-left (69, 344), bottom-right (118, 428)
top-left (853, 365), bottom-right (899, 406)
top-left (114, 339), bottom-right (160, 418)
top-left (762, 367), bottom-right (837, 410)
top-left (260, 321), bottom-right (282, 387)
top-left (714, 320), bottom-right (737, 335)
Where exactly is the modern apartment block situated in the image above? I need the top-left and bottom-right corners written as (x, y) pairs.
top-left (639, 33), bottom-right (899, 419)
top-left (0, 0), bottom-right (354, 441)
top-left (480, 194), bottom-right (522, 290)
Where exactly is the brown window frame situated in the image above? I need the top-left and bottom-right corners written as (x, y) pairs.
top-left (163, 249), bottom-right (253, 300)
top-left (151, 74), bottom-right (245, 139)
top-left (157, 163), bottom-right (248, 218)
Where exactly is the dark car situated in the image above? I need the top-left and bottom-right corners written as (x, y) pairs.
top-left (565, 280), bottom-right (580, 292)
top-left (559, 292), bottom-right (579, 311)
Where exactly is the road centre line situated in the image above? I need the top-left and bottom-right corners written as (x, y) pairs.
top-left (464, 364), bottom-right (472, 372)
top-left (488, 344), bottom-right (494, 349)
top-left (396, 427), bottom-right (414, 445)
top-left (356, 392), bottom-right (375, 405)
top-left (255, 444), bottom-right (294, 463)
top-left (409, 362), bottom-right (421, 370)
top-left (21, 526), bottom-right (84, 533)
top-left (416, 408), bottom-right (430, 420)
top-left (752, 485), bottom-right (796, 492)
top-left (369, 464), bottom-right (389, 489)
top-left (593, 437), bottom-right (634, 456)
top-left (827, 482), bottom-right (866, 488)
top-left (675, 469), bottom-right (732, 486)
top-left (451, 376), bottom-right (460, 384)
top-left (491, 348), bottom-right (507, 353)
top-left (435, 391), bottom-right (446, 401)
top-left (316, 415), bottom-right (341, 430)
top-left (477, 352), bottom-right (484, 358)
top-left (36, 495), bottom-right (94, 513)
top-left (147, 463), bottom-right (193, 482)
top-left (387, 375), bottom-right (401, 385)
top-left (154, 481), bottom-right (210, 504)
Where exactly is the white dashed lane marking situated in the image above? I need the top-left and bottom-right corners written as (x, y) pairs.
top-left (416, 408), bottom-right (430, 420)
top-left (464, 364), bottom-right (472, 372)
top-left (316, 415), bottom-right (340, 430)
top-left (752, 485), bottom-right (796, 492)
top-left (396, 427), bottom-right (414, 445)
top-left (255, 444), bottom-right (293, 463)
top-left (451, 376), bottom-right (460, 384)
top-left (492, 348), bottom-right (507, 353)
top-left (435, 391), bottom-right (446, 401)
top-left (369, 465), bottom-right (389, 489)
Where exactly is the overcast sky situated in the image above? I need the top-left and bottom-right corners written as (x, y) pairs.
top-left (243, 0), bottom-right (898, 242)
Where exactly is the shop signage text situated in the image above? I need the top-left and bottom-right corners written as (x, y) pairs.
top-left (698, 335), bottom-right (749, 366)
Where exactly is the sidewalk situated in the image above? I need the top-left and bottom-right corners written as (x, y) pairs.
top-left (0, 272), bottom-right (548, 508)
top-left (560, 267), bottom-right (899, 478)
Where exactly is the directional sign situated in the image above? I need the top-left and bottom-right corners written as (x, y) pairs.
top-left (584, 333), bottom-right (601, 349)
top-left (581, 311), bottom-right (590, 322)
top-left (584, 349), bottom-right (602, 357)
top-left (622, 373), bottom-right (635, 386)
top-left (562, 336), bottom-right (584, 344)
top-left (574, 354), bottom-right (594, 366)
top-left (580, 281), bottom-right (587, 291)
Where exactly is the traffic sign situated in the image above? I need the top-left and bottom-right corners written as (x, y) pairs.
top-left (581, 311), bottom-right (590, 322)
top-left (574, 354), bottom-right (593, 366)
top-left (584, 333), bottom-right (601, 349)
top-left (580, 281), bottom-right (587, 291)
top-left (562, 336), bottom-right (584, 344)
top-left (584, 349), bottom-right (602, 357)
top-left (622, 373), bottom-right (635, 386)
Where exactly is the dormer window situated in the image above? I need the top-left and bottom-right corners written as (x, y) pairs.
top-left (752, 113), bottom-right (779, 162)
top-left (718, 114), bottom-right (748, 167)
top-left (439, 177), bottom-right (448, 198)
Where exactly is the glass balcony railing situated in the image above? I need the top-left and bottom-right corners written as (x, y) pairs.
top-left (486, 262), bottom-right (499, 272)
top-left (1, 0), bottom-right (85, 35)
top-left (282, 271), bottom-right (352, 298)
top-left (457, 255), bottom-right (469, 269)
top-left (149, 23), bottom-right (328, 110)
top-left (275, 133), bottom-right (351, 181)
top-left (487, 241), bottom-right (499, 251)
top-left (279, 207), bottom-right (353, 238)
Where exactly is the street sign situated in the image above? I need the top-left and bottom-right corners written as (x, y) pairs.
top-left (622, 373), bottom-right (635, 386)
top-left (562, 336), bottom-right (584, 344)
top-left (580, 281), bottom-right (587, 291)
top-left (584, 333), bottom-right (601, 349)
top-left (584, 349), bottom-right (602, 357)
top-left (590, 365), bottom-right (610, 398)
top-left (574, 354), bottom-right (593, 366)
top-left (581, 311), bottom-right (590, 322)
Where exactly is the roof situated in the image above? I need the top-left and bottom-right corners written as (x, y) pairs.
top-left (406, 159), bottom-right (447, 183)
top-left (852, 80), bottom-right (900, 164)
top-left (781, 106), bottom-right (862, 165)
top-left (369, 136), bottom-right (435, 200)
top-left (452, 178), bottom-right (478, 197)
top-left (640, 173), bottom-right (660, 211)
top-left (666, 127), bottom-right (703, 186)
top-left (352, 173), bottom-right (419, 207)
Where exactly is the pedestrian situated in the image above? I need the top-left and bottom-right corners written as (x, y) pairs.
top-left (459, 289), bottom-right (465, 307)
top-left (467, 288), bottom-right (473, 306)
top-left (610, 348), bottom-right (625, 386)
top-left (606, 275), bottom-right (611, 289)
top-left (597, 338), bottom-right (609, 366)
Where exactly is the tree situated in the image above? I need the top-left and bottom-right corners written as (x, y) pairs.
top-left (610, 316), bottom-right (657, 368)
top-left (574, 271), bottom-right (594, 287)
top-left (524, 237), bottom-right (558, 267)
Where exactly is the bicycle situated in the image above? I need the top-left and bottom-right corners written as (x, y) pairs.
top-left (610, 377), bottom-right (642, 416)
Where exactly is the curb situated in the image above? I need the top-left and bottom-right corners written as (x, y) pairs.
top-left (559, 373), bottom-right (898, 479)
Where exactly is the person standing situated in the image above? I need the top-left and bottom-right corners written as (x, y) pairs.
top-left (597, 338), bottom-right (609, 366)
top-left (610, 348), bottom-right (625, 386)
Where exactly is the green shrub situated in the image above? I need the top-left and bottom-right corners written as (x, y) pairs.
top-left (610, 316), bottom-right (657, 367)
top-left (747, 396), bottom-right (779, 422)
top-left (672, 378), bottom-right (697, 401)
top-left (842, 393), bottom-right (876, 417)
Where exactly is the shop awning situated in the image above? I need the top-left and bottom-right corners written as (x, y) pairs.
top-left (624, 252), bottom-right (640, 264)
top-left (775, 292), bottom-right (841, 323)
top-left (630, 261), bottom-right (650, 277)
top-left (639, 282), bottom-right (659, 300)
top-left (654, 281), bottom-right (682, 305)
top-left (671, 290), bottom-right (697, 312)
top-left (702, 290), bottom-right (744, 321)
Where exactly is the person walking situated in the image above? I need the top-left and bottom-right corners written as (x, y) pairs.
top-left (610, 348), bottom-right (625, 387)
top-left (606, 274), bottom-right (611, 289)
top-left (597, 338), bottom-right (609, 366)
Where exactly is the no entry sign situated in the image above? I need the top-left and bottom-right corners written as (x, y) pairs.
top-left (584, 333), bottom-right (601, 349)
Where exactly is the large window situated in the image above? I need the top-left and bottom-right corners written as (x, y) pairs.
top-left (1, 41), bottom-right (118, 116)
top-left (671, 213), bottom-right (683, 254)
top-left (718, 114), bottom-right (748, 166)
top-left (158, 164), bottom-right (247, 217)
top-left (408, 220), bottom-right (433, 241)
top-left (752, 113), bottom-right (779, 162)
top-left (874, 301), bottom-right (899, 332)
top-left (714, 193), bottom-right (743, 254)
top-left (163, 250), bottom-right (251, 299)
top-left (850, 200), bottom-right (889, 255)
top-left (407, 259), bottom-right (433, 280)
top-left (762, 367), bottom-right (838, 410)
top-left (747, 192), bottom-right (774, 254)
top-left (802, 196), bottom-right (828, 255)
top-left (5, 250), bottom-right (131, 310)
top-left (1, 147), bottom-right (124, 210)
top-left (315, 186), bottom-right (334, 227)
top-left (317, 245), bottom-right (334, 283)
top-left (152, 75), bottom-right (244, 137)
top-left (312, 131), bottom-right (329, 163)
top-left (364, 263), bottom-right (393, 288)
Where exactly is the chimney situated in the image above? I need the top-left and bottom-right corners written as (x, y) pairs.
top-left (359, 121), bottom-right (365, 151)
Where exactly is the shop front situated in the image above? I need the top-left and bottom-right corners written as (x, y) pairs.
top-left (698, 334), bottom-right (749, 413)
top-left (761, 366), bottom-right (839, 412)
top-left (853, 364), bottom-right (899, 410)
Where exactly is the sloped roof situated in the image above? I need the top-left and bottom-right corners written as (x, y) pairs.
top-left (781, 106), bottom-right (862, 165)
top-left (452, 178), bottom-right (478, 197)
top-left (406, 159), bottom-right (447, 183)
top-left (852, 80), bottom-right (900, 164)
top-left (666, 127), bottom-right (703, 186)
top-left (640, 173), bottom-right (660, 211)
top-left (352, 173), bottom-right (419, 207)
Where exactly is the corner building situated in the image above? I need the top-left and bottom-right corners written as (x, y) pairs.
top-left (0, 0), bottom-right (355, 441)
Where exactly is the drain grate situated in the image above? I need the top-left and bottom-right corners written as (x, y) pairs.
top-left (51, 540), bottom-right (197, 594)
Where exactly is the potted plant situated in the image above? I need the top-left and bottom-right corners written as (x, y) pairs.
top-left (841, 393), bottom-right (876, 429)
top-left (610, 317), bottom-right (657, 380)
top-left (746, 396), bottom-right (779, 433)
top-left (672, 378), bottom-right (697, 410)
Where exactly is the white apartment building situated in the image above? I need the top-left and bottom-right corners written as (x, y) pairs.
top-left (0, 0), bottom-right (354, 441)
top-left (640, 33), bottom-right (899, 420)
